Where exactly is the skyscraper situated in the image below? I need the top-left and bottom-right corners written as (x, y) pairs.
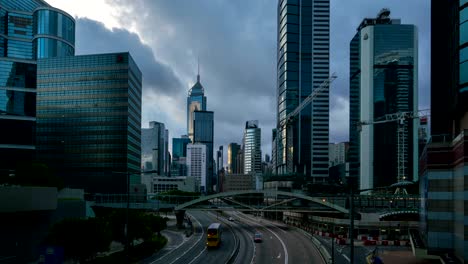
top-left (172, 136), bottom-right (191, 159)
top-left (227, 143), bottom-right (240, 174)
top-left (141, 121), bottom-right (168, 175)
top-left (276, 0), bottom-right (330, 180)
top-left (187, 71), bottom-right (206, 142)
top-left (36, 53), bottom-right (142, 193)
top-left (187, 143), bottom-right (207, 192)
top-left (0, 0), bottom-right (75, 176)
top-left (216, 145), bottom-right (223, 173)
top-left (349, 9), bottom-right (418, 190)
top-left (243, 120), bottom-right (262, 174)
top-left (193, 110), bottom-right (214, 192)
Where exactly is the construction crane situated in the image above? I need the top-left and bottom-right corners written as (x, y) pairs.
top-left (278, 73), bottom-right (337, 173)
top-left (280, 73), bottom-right (337, 127)
top-left (357, 109), bottom-right (430, 195)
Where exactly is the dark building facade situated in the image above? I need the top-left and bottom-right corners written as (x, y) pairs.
top-left (193, 110), bottom-right (214, 192)
top-left (227, 142), bottom-right (240, 174)
top-left (276, 0), bottom-right (330, 181)
top-left (172, 136), bottom-right (190, 159)
top-left (349, 10), bottom-right (418, 190)
top-left (36, 53), bottom-right (142, 193)
top-left (0, 0), bottom-right (74, 176)
top-left (418, 1), bottom-right (468, 262)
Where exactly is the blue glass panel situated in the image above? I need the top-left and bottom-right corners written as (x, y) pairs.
top-left (461, 22), bottom-right (468, 45)
top-left (0, 89), bottom-right (35, 116)
top-left (0, 60), bottom-right (36, 88)
top-left (460, 61), bottom-right (468, 85)
top-left (461, 7), bottom-right (468, 24)
top-left (461, 47), bottom-right (468, 64)
top-left (34, 9), bottom-right (75, 45)
top-left (35, 38), bottom-right (74, 59)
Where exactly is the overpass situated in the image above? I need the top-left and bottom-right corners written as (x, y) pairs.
top-left (89, 190), bottom-right (419, 216)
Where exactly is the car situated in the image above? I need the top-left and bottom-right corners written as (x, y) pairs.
top-left (228, 216), bottom-right (234, 221)
top-left (253, 232), bottom-right (262, 243)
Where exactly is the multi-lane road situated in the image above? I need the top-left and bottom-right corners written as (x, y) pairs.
top-left (147, 211), bottom-right (325, 264)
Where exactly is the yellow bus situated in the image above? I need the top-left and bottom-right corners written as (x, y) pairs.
top-left (206, 223), bottom-right (222, 248)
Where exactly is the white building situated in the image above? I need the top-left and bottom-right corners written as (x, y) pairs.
top-left (243, 120), bottom-right (262, 174)
top-left (329, 142), bottom-right (348, 167)
top-left (187, 143), bottom-right (207, 192)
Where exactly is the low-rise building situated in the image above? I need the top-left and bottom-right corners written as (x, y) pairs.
top-left (220, 174), bottom-right (255, 192)
top-left (153, 176), bottom-right (197, 193)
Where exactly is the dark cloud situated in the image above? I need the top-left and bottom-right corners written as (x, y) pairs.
top-left (86, 0), bottom-right (429, 164)
top-left (75, 18), bottom-right (184, 97)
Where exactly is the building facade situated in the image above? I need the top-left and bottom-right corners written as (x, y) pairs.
top-left (219, 173), bottom-right (255, 192)
top-left (243, 120), bottom-right (262, 174)
top-left (227, 142), bottom-right (240, 174)
top-left (328, 142), bottom-right (348, 167)
top-left (172, 135), bottom-right (190, 159)
top-left (141, 121), bottom-right (169, 175)
top-left (187, 73), bottom-right (206, 142)
top-left (349, 10), bottom-right (418, 190)
top-left (187, 143), bottom-right (206, 192)
top-left (276, 0), bottom-right (330, 181)
top-left (193, 110), bottom-right (214, 192)
top-left (153, 176), bottom-right (196, 194)
top-left (418, 1), bottom-right (468, 262)
top-left (216, 145), bottom-right (223, 173)
top-left (36, 53), bottom-right (142, 194)
top-left (0, 0), bottom-right (75, 176)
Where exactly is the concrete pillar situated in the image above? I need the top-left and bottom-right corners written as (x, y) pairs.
top-left (175, 210), bottom-right (186, 229)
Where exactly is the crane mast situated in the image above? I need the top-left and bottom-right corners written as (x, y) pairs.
top-left (358, 109), bottom-right (430, 194)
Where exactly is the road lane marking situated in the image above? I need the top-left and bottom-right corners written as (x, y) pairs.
top-left (238, 213), bottom-right (288, 264)
top-left (186, 248), bottom-right (207, 264)
top-left (342, 254), bottom-right (351, 262)
top-left (165, 213), bottom-right (204, 264)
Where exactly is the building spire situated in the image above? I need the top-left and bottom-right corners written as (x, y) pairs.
top-left (197, 56), bottom-right (200, 82)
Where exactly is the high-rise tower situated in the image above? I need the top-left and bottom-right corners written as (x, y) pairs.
top-left (349, 9), bottom-right (418, 190)
top-left (187, 68), bottom-right (207, 142)
top-left (276, 0), bottom-right (330, 180)
top-left (0, 0), bottom-right (75, 176)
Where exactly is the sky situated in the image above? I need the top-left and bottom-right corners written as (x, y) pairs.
top-left (46, 0), bottom-right (430, 166)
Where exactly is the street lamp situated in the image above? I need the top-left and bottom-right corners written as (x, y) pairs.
top-left (112, 169), bottom-right (159, 262)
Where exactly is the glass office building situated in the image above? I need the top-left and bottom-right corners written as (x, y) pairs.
top-left (227, 142), bottom-right (240, 174)
top-left (0, 0), bottom-right (74, 175)
top-left (36, 53), bottom-right (142, 193)
top-left (193, 110), bottom-right (213, 192)
top-left (243, 120), bottom-right (262, 174)
top-left (349, 10), bottom-right (418, 190)
top-left (187, 73), bottom-right (207, 142)
top-left (172, 136), bottom-right (191, 159)
top-left (276, 0), bottom-right (330, 180)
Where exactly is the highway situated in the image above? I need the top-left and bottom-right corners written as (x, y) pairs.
top-left (150, 210), bottom-right (325, 264)
top-left (232, 212), bottom-right (325, 264)
top-left (148, 211), bottom-right (237, 264)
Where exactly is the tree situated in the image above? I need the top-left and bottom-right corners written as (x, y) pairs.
top-left (45, 218), bottom-right (111, 262)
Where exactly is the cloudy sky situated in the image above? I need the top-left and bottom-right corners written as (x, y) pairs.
top-left (47, 0), bottom-right (430, 166)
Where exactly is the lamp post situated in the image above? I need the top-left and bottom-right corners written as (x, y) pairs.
top-left (112, 169), bottom-right (159, 262)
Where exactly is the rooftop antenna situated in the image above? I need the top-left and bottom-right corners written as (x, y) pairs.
top-left (197, 56), bottom-right (200, 82)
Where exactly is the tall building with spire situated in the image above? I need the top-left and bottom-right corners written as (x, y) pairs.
top-left (187, 66), bottom-right (207, 142)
